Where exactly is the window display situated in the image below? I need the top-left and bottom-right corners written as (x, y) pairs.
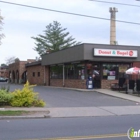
top-left (50, 63), bottom-right (85, 79)
top-left (102, 63), bottom-right (130, 80)
top-left (103, 64), bottom-right (117, 79)
top-left (109, 71), bottom-right (116, 76)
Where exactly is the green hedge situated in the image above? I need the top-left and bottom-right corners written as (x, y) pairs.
top-left (0, 81), bottom-right (46, 107)
top-left (10, 81), bottom-right (46, 107)
top-left (0, 90), bottom-right (13, 106)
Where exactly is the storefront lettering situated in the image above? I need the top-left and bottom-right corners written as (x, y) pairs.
top-left (99, 50), bottom-right (111, 54)
top-left (117, 51), bottom-right (128, 56)
top-left (94, 48), bottom-right (137, 57)
top-left (112, 50), bottom-right (116, 54)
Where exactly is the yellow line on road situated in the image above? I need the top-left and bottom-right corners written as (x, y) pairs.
top-left (20, 133), bottom-right (127, 140)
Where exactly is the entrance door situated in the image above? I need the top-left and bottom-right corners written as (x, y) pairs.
top-left (86, 63), bottom-right (101, 88)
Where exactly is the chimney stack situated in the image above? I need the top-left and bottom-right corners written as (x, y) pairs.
top-left (109, 7), bottom-right (118, 45)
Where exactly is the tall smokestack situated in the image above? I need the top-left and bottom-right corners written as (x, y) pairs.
top-left (109, 7), bottom-right (118, 45)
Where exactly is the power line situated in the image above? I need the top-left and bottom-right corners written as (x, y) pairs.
top-left (0, 0), bottom-right (140, 25)
top-left (89, 0), bottom-right (140, 7)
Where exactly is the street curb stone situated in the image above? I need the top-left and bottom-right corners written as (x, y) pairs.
top-left (0, 115), bottom-right (51, 120)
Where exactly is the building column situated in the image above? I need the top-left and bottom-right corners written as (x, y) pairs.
top-left (63, 64), bottom-right (65, 87)
top-left (45, 66), bottom-right (50, 86)
top-left (19, 75), bottom-right (23, 84)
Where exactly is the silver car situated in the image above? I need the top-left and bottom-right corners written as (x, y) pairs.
top-left (0, 77), bottom-right (8, 82)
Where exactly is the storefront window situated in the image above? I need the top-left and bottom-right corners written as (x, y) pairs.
top-left (65, 63), bottom-right (85, 80)
top-left (103, 64), bottom-right (117, 80)
top-left (86, 63), bottom-right (100, 77)
top-left (65, 64), bottom-right (75, 79)
top-left (50, 63), bottom-right (85, 80)
top-left (118, 64), bottom-right (130, 78)
top-left (78, 64), bottom-right (85, 80)
top-left (102, 63), bottom-right (130, 80)
top-left (50, 65), bottom-right (63, 79)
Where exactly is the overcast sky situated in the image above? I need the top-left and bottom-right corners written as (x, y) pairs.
top-left (0, 0), bottom-right (140, 64)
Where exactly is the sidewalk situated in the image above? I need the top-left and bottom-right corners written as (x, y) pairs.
top-left (95, 89), bottom-right (140, 103)
top-left (46, 87), bottom-right (140, 118)
top-left (48, 106), bottom-right (140, 118)
top-left (0, 88), bottom-right (140, 119)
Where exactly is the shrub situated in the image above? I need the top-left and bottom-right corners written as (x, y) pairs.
top-left (0, 89), bottom-right (13, 106)
top-left (33, 99), bottom-right (46, 107)
top-left (10, 81), bottom-right (45, 107)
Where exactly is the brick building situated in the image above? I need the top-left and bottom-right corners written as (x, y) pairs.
top-left (41, 43), bottom-right (140, 89)
top-left (7, 43), bottom-right (140, 89)
top-left (8, 59), bottom-right (36, 83)
top-left (25, 61), bottom-right (50, 86)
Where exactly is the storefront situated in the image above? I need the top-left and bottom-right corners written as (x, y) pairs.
top-left (41, 43), bottom-right (140, 89)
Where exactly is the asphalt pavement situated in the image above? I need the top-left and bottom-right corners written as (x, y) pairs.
top-left (0, 115), bottom-right (140, 140)
top-left (1, 83), bottom-right (140, 119)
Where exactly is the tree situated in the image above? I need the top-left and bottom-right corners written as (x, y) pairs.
top-left (0, 11), bottom-right (4, 45)
top-left (5, 56), bottom-right (20, 65)
top-left (1, 63), bottom-right (7, 67)
top-left (32, 21), bottom-right (80, 56)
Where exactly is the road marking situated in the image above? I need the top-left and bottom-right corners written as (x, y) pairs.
top-left (20, 133), bottom-right (127, 140)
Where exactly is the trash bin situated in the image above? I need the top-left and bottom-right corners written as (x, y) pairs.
top-left (86, 76), bottom-right (93, 89)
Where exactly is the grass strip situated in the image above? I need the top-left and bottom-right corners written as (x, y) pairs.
top-left (0, 110), bottom-right (30, 116)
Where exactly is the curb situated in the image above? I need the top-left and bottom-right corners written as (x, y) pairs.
top-left (44, 86), bottom-right (96, 92)
top-left (0, 109), bottom-right (51, 119)
top-left (0, 115), bottom-right (51, 120)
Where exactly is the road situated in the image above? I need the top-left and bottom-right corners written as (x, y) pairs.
top-left (0, 115), bottom-right (140, 140)
top-left (0, 83), bottom-right (140, 140)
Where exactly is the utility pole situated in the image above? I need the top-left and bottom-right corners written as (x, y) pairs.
top-left (109, 7), bottom-right (118, 45)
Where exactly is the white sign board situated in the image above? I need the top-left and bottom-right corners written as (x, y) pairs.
top-left (107, 76), bottom-right (116, 80)
top-left (94, 48), bottom-right (138, 58)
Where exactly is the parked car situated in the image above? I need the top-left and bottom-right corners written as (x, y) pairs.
top-left (0, 77), bottom-right (8, 82)
top-left (4, 78), bottom-right (9, 82)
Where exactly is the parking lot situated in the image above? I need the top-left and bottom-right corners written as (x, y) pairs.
top-left (0, 82), bottom-right (138, 108)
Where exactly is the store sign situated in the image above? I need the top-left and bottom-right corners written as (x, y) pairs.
top-left (94, 48), bottom-right (138, 57)
top-left (108, 76), bottom-right (116, 80)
